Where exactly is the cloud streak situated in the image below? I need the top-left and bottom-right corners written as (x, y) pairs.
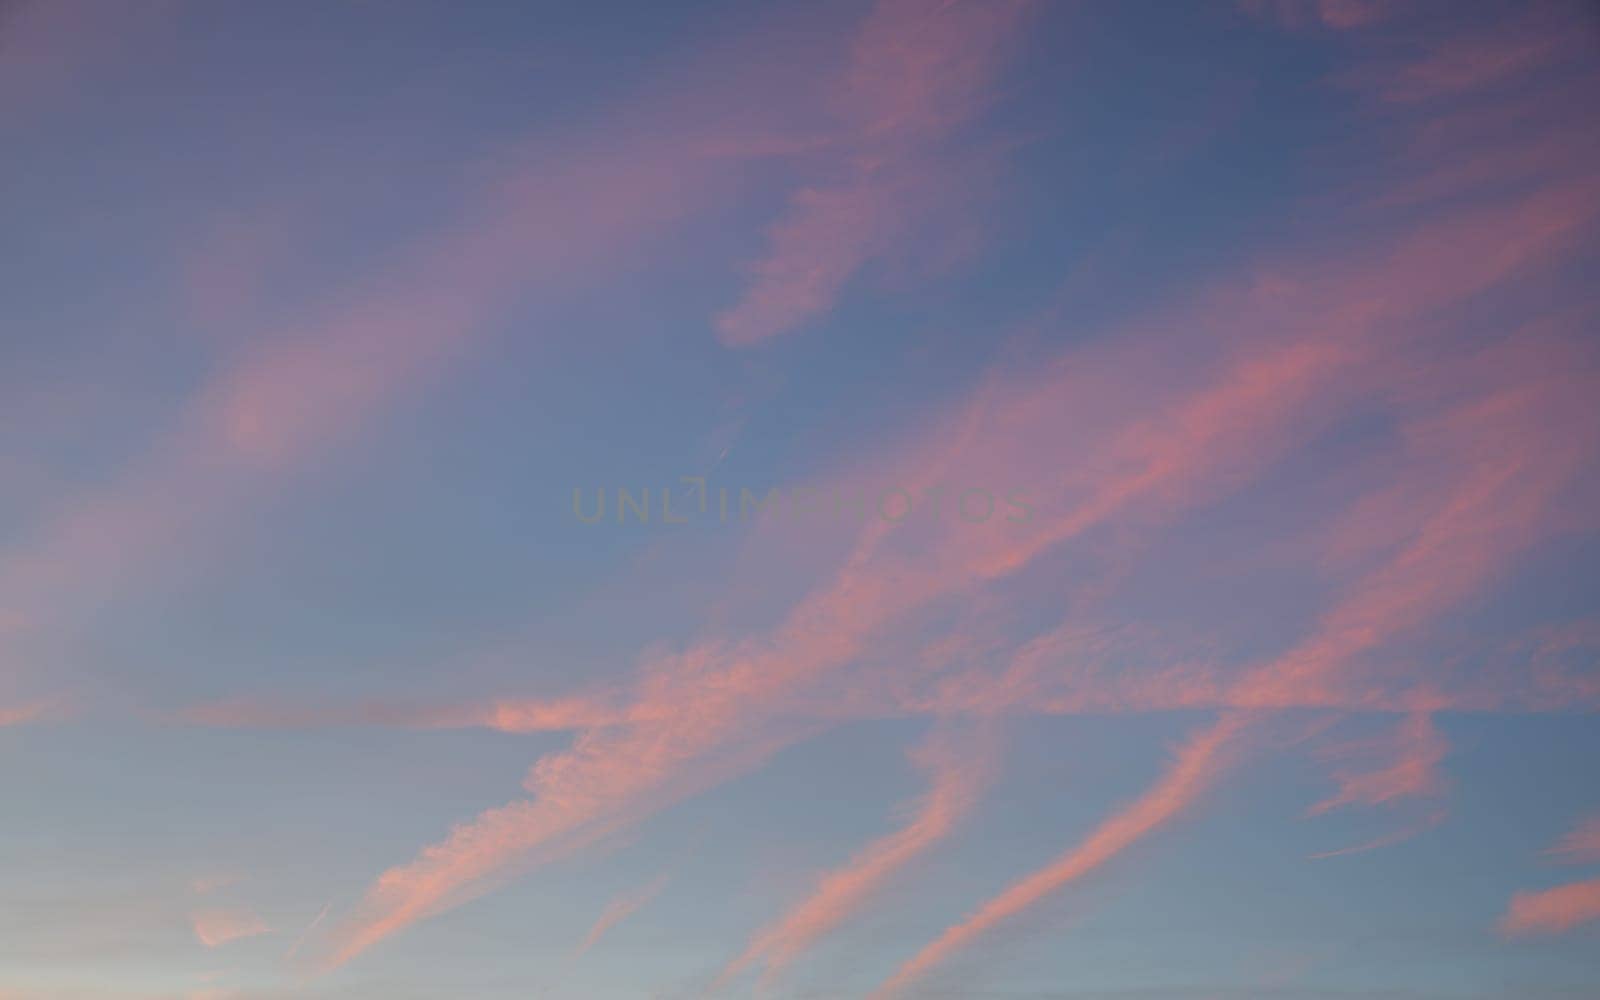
top-left (1307, 713), bottom-right (1448, 816)
top-left (716, 0), bottom-right (1032, 346)
top-left (191, 908), bottom-right (270, 949)
top-left (279, 0), bottom-right (1600, 977)
top-left (873, 713), bottom-right (1249, 997)
top-left (574, 873), bottom-right (672, 959)
top-left (1549, 815), bottom-right (1600, 865)
top-left (717, 725), bottom-right (994, 989)
top-left (175, 694), bottom-right (639, 734)
top-left (309, 168), bottom-right (1599, 971)
top-left (874, 335), bottom-right (1598, 988)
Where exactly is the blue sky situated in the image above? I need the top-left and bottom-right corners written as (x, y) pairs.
top-left (3, 1), bottom-right (1600, 998)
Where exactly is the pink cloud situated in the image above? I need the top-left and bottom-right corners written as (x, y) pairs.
top-left (0, 702), bottom-right (47, 727)
top-left (1302, 714), bottom-right (1450, 859)
top-left (900, 609), bottom-right (1600, 722)
top-left (1307, 809), bottom-right (1447, 860)
top-left (717, 726), bottom-right (994, 989)
top-left (1502, 815), bottom-right (1600, 935)
top-left (1239, 0), bottom-right (1388, 31)
top-left (715, 178), bottom-right (898, 347)
top-left (1501, 878), bottom-right (1600, 937)
top-left (307, 325), bottom-right (1319, 969)
top-left (6, 0), bottom-right (1599, 993)
top-left (304, 6), bottom-right (1600, 962)
top-left (1307, 713), bottom-right (1448, 816)
top-left (1314, 0), bottom-right (1387, 29)
top-left (1379, 30), bottom-right (1575, 105)
top-left (284, 901), bottom-right (333, 962)
top-left (716, 0), bottom-right (1032, 346)
top-left (0, 56), bottom-right (805, 703)
top-left (189, 872), bottom-right (241, 896)
top-left (0, 0), bottom-right (177, 123)
top-left (871, 322), bottom-right (1598, 986)
top-left (1329, 4), bottom-right (1590, 106)
top-left (1549, 815), bottom-right (1600, 865)
top-left (175, 694), bottom-right (637, 733)
top-left (310, 176), bottom-right (1598, 969)
top-left (191, 908), bottom-right (270, 948)
top-left (1232, 365), bottom-right (1600, 711)
top-left (872, 713), bottom-right (1249, 997)
top-left (574, 873), bottom-right (672, 958)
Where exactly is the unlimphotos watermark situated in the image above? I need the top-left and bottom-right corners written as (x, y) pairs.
top-left (571, 477), bottom-right (1034, 527)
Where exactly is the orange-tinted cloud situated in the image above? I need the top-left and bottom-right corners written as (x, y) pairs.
top-left (189, 872), bottom-right (241, 896)
top-left (284, 901), bottom-right (332, 962)
top-left (574, 873), bottom-right (671, 958)
top-left (0, 702), bottom-right (47, 727)
top-left (191, 908), bottom-right (270, 948)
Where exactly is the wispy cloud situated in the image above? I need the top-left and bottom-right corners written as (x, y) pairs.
top-left (1307, 714), bottom-right (1448, 816)
top-left (0, 0), bottom-right (177, 123)
top-left (872, 713), bottom-right (1249, 997)
top-left (1351, 7), bottom-right (1586, 105)
top-left (175, 694), bottom-right (637, 733)
top-left (874, 328), bottom-right (1598, 989)
top-left (191, 908), bottom-right (270, 949)
top-left (189, 872), bottom-right (241, 896)
top-left (1501, 815), bottom-right (1600, 937)
top-left (1302, 713), bottom-right (1450, 858)
top-left (1306, 809), bottom-right (1449, 861)
top-left (305, 287), bottom-right (1373, 968)
top-left (173, 0), bottom-right (1600, 979)
top-left (10, 0), bottom-right (1600, 995)
top-left (284, 901), bottom-right (332, 962)
top-left (717, 725), bottom-right (994, 989)
top-left (574, 873), bottom-right (672, 959)
top-left (1238, 0), bottom-right (1389, 31)
top-left (0, 702), bottom-right (48, 727)
top-left (1549, 815), bottom-right (1600, 865)
top-left (0, 43), bottom-right (792, 705)
top-left (309, 154), bottom-right (1600, 974)
top-left (716, 0), bottom-right (1032, 346)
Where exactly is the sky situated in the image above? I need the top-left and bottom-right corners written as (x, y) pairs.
top-left (3, 0), bottom-right (1600, 997)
